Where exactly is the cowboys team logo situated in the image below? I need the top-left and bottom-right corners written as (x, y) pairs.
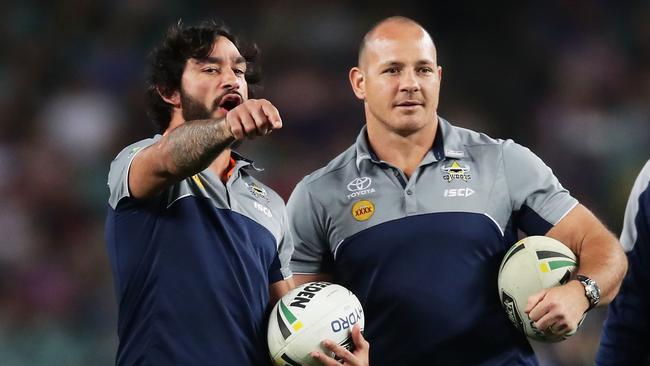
top-left (442, 161), bottom-right (471, 182)
top-left (245, 181), bottom-right (268, 201)
top-left (352, 200), bottom-right (375, 221)
top-left (346, 177), bottom-right (375, 199)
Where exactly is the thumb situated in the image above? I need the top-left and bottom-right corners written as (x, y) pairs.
top-left (351, 324), bottom-right (368, 350)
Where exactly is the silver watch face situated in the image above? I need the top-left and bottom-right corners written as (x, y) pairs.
top-left (583, 279), bottom-right (600, 304)
top-left (586, 284), bottom-right (598, 298)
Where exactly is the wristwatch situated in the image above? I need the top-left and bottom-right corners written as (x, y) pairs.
top-left (576, 275), bottom-right (600, 311)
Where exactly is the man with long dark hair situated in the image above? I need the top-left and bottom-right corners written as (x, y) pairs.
top-left (105, 20), bottom-right (294, 365)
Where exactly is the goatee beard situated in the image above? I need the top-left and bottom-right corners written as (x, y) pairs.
top-left (180, 92), bottom-right (213, 121)
top-left (179, 90), bottom-right (243, 150)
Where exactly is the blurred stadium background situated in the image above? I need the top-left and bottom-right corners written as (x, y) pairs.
top-left (0, 0), bottom-right (648, 365)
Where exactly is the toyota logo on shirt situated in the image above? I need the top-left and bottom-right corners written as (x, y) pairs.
top-left (347, 177), bottom-right (372, 191)
top-left (346, 177), bottom-right (376, 199)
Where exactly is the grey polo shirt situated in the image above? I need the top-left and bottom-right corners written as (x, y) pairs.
top-left (287, 117), bottom-right (578, 365)
top-left (106, 135), bottom-right (292, 365)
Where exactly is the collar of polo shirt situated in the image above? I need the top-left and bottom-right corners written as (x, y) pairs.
top-left (354, 117), bottom-right (465, 170)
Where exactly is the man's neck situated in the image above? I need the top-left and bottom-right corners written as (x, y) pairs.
top-left (209, 149), bottom-right (233, 179)
top-left (366, 117), bottom-right (438, 178)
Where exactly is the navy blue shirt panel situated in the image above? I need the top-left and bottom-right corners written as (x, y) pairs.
top-left (334, 212), bottom-right (537, 366)
top-left (515, 204), bottom-right (554, 235)
top-left (597, 187), bottom-right (650, 365)
top-left (106, 196), bottom-right (278, 366)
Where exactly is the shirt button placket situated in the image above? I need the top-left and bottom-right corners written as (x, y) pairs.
top-left (405, 188), bottom-right (417, 215)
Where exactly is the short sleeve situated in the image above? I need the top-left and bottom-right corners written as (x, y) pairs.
top-left (107, 136), bottom-right (159, 208)
top-left (620, 160), bottom-right (650, 252)
top-left (287, 179), bottom-right (330, 274)
top-left (502, 140), bottom-right (578, 234)
top-left (273, 207), bottom-right (294, 281)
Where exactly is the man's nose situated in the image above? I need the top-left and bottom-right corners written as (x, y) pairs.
top-left (399, 69), bottom-right (420, 93)
top-left (221, 68), bottom-right (241, 90)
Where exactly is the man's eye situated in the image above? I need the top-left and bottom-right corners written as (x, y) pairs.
top-left (204, 68), bottom-right (219, 74)
top-left (419, 67), bottom-right (434, 73)
top-left (233, 69), bottom-right (245, 75)
top-left (384, 68), bottom-right (399, 74)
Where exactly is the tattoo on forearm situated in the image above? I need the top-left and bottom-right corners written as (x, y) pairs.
top-left (163, 118), bottom-right (234, 177)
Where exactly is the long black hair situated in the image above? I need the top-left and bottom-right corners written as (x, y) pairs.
top-left (146, 20), bottom-right (261, 132)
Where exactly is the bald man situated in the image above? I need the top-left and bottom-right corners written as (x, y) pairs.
top-left (287, 16), bottom-right (627, 365)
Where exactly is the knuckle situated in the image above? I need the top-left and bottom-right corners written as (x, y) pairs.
top-left (242, 101), bottom-right (254, 111)
top-left (243, 117), bottom-right (255, 127)
top-left (229, 123), bottom-right (241, 132)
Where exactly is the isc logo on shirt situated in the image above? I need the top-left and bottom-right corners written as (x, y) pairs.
top-left (443, 188), bottom-right (475, 197)
top-left (254, 201), bottom-right (273, 218)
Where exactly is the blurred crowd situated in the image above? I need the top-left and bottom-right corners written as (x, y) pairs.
top-left (0, 1), bottom-right (648, 365)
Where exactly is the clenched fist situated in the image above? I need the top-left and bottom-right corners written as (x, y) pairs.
top-left (225, 99), bottom-right (282, 140)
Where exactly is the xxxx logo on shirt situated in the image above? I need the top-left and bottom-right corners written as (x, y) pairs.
top-left (351, 200), bottom-right (375, 221)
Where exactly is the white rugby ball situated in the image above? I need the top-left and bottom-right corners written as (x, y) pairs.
top-left (267, 282), bottom-right (364, 366)
top-left (498, 236), bottom-right (579, 342)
